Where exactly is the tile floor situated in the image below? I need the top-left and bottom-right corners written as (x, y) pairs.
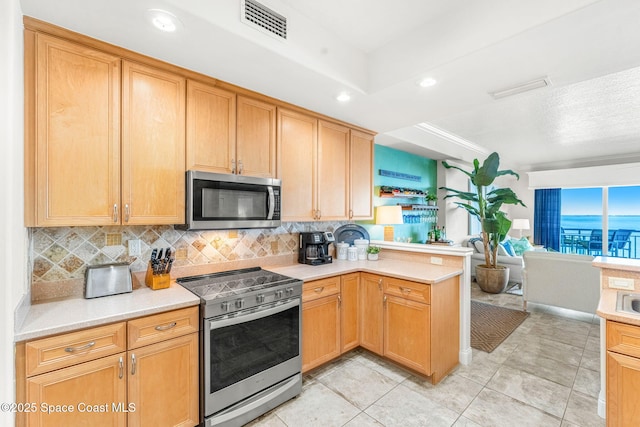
top-left (248, 282), bottom-right (605, 427)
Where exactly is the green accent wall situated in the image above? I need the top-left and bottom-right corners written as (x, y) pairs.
top-left (357, 145), bottom-right (437, 243)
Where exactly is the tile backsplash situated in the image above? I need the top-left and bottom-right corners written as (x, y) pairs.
top-left (30, 222), bottom-right (347, 284)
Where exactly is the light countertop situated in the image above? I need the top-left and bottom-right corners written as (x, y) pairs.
top-left (15, 282), bottom-right (200, 342)
top-left (597, 288), bottom-right (640, 327)
top-left (16, 249), bottom-right (463, 343)
top-left (271, 258), bottom-right (462, 285)
top-left (593, 256), bottom-right (640, 272)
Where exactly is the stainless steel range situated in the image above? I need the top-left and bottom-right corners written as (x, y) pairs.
top-left (177, 267), bottom-right (302, 427)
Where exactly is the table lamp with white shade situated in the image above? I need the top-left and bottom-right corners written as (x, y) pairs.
top-left (375, 205), bottom-right (404, 241)
top-left (512, 218), bottom-right (530, 238)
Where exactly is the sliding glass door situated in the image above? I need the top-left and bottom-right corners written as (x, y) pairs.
top-left (560, 186), bottom-right (640, 259)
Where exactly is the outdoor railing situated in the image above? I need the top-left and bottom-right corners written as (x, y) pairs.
top-left (560, 228), bottom-right (640, 259)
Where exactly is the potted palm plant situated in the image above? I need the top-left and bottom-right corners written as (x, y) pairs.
top-left (440, 152), bottom-right (525, 293)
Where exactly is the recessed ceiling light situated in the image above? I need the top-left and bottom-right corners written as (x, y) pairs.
top-left (418, 77), bottom-right (437, 88)
top-left (147, 9), bottom-right (182, 32)
top-left (336, 92), bottom-right (351, 102)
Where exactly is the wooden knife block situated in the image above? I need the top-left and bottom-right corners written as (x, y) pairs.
top-left (145, 262), bottom-right (170, 290)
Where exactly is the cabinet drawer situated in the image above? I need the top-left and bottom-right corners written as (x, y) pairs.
top-left (25, 322), bottom-right (126, 377)
top-left (302, 277), bottom-right (341, 303)
top-left (384, 277), bottom-right (430, 304)
top-left (607, 320), bottom-right (640, 358)
top-left (128, 306), bottom-right (199, 350)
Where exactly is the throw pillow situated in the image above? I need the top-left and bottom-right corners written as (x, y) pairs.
top-left (501, 240), bottom-right (516, 256)
top-left (497, 244), bottom-right (509, 256)
top-left (468, 237), bottom-right (484, 253)
top-left (510, 237), bottom-right (534, 256)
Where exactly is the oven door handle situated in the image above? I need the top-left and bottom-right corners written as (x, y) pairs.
top-left (209, 298), bottom-right (299, 330)
top-left (266, 186), bottom-right (275, 220)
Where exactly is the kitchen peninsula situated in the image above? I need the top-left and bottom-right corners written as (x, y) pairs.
top-left (273, 240), bottom-right (474, 380)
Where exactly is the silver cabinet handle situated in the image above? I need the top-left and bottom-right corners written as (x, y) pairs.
top-left (119, 356), bottom-right (124, 379)
top-left (238, 160), bottom-right (244, 175)
top-left (383, 295), bottom-right (387, 304)
top-left (399, 286), bottom-right (412, 294)
top-left (378, 278), bottom-right (383, 290)
top-left (154, 322), bottom-right (177, 331)
top-left (317, 209), bottom-right (321, 220)
top-left (124, 204), bottom-right (130, 222)
top-left (314, 287), bottom-right (324, 293)
top-left (131, 354), bottom-right (136, 375)
top-left (113, 204), bottom-right (118, 222)
top-left (231, 158), bottom-right (236, 174)
top-left (64, 341), bottom-right (95, 353)
top-left (349, 209), bottom-right (353, 219)
top-left (338, 295), bottom-right (341, 308)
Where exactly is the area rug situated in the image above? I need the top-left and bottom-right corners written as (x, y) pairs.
top-left (471, 301), bottom-right (529, 353)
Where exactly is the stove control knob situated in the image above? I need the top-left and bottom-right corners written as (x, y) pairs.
top-left (275, 290), bottom-right (284, 299)
top-left (235, 299), bottom-right (244, 309)
top-left (256, 294), bottom-right (265, 304)
top-left (285, 287), bottom-right (294, 297)
top-left (221, 301), bottom-right (230, 312)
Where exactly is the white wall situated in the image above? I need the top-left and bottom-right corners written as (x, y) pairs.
top-left (0, 0), bottom-right (27, 425)
top-left (438, 160), bottom-right (478, 243)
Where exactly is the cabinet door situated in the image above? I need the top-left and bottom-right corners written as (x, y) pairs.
top-left (26, 353), bottom-right (126, 427)
top-left (122, 61), bottom-right (186, 225)
top-left (359, 273), bottom-right (384, 355)
top-left (341, 273), bottom-right (360, 352)
top-left (30, 34), bottom-right (121, 226)
top-left (128, 333), bottom-right (199, 427)
top-left (302, 294), bottom-right (341, 372)
top-left (607, 350), bottom-right (640, 427)
top-left (237, 96), bottom-right (276, 177)
top-left (186, 80), bottom-right (236, 174)
top-left (384, 294), bottom-right (431, 375)
top-left (277, 108), bottom-right (317, 221)
top-left (317, 120), bottom-right (350, 220)
top-left (349, 130), bottom-right (374, 219)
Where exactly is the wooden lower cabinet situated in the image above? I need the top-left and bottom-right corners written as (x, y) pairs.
top-left (302, 294), bottom-right (341, 372)
top-left (384, 295), bottom-right (430, 374)
top-left (128, 333), bottom-right (199, 427)
top-left (25, 353), bottom-right (127, 427)
top-left (341, 273), bottom-right (360, 352)
top-left (606, 320), bottom-right (640, 426)
top-left (359, 273), bottom-right (384, 355)
top-left (302, 272), bottom-right (459, 384)
top-left (18, 307), bottom-right (199, 427)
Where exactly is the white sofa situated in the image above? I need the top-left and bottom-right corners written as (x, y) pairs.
top-left (522, 251), bottom-right (600, 314)
top-left (463, 236), bottom-right (525, 285)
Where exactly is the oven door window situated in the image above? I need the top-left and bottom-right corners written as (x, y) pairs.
top-left (209, 303), bottom-right (299, 394)
top-left (194, 180), bottom-right (268, 220)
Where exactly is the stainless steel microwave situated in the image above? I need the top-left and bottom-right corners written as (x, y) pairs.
top-left (177, 171), bottom-right (281, 230)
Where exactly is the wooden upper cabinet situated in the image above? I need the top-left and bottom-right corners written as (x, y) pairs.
top-left (349, 130), bottom-right (374, 219)
top-left (317, 120), bottom-right (350, 221)
top-left (236, 96), bottom-right (276, 177)
top-left (121, 61), bottom-right (186, 225)
top-left (186, 80), bottom-right (236, 174)
top-left (277, 108), bottom-right (317, 221)
top-left (26, 33), bottom-right (121, 226)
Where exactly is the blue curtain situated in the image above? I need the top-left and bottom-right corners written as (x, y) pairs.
top-left (534, 189), bottom-right (561, 251)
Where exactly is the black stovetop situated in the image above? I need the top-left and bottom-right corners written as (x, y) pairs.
top-left (177, 267), bottom-right (301, 302)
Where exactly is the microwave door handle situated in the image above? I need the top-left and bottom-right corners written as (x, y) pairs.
top-left (267, 186), bottom-right (275, 220)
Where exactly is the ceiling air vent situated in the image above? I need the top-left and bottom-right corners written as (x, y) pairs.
top-left (242, 0), bottom-right (287, 40)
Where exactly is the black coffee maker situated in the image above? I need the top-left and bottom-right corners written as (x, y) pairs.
top-left (299, 231), bottom-right (334, 265)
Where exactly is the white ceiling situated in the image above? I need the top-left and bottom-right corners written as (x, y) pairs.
top-left (20, 0), bottom-right (640, 171)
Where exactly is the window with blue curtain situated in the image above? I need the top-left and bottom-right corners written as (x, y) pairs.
top-left (534, 189), bottom-right (561, 251)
